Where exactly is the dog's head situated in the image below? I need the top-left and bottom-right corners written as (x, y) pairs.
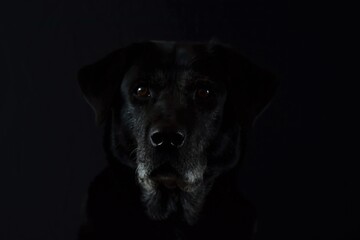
top-left (78, 41), bottom-right (277, 224)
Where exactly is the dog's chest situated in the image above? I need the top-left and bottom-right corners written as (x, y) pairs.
top-left (80, 167), bottom-right (256, 240)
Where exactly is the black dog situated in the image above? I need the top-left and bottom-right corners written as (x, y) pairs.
top-left (77, 40), bottom-right (277, 240)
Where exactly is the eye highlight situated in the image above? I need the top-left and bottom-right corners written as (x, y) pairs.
top-left (196, 88), bottom-right (211, 98)
top-left (135, 86), bottom-right (151, 98)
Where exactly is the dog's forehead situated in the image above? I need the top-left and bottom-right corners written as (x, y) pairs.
top-left (129, 41), bottom-right (217, 84)
top-left (137, 42), bottom-right (206, 66)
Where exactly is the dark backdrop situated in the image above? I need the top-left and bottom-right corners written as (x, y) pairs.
top-left (0, 1), bottom-right (355, 239)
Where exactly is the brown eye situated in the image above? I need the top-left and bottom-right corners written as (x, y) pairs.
top-left (196, 88), bottom-right (211, 98)
top-left (136, 86), bottom-right (151, 98)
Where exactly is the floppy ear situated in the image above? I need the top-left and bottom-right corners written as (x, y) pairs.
top-left (78, 47), bottom-right (133, 125)
top-left (234, 58), bottom-right (278, 127)
top-left (219, 45), bottom-right (279, 128)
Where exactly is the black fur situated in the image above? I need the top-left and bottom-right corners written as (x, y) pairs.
top-left (77, 40), bottom-right (277, 239)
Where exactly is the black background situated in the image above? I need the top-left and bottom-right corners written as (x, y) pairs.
top-left (0, 0), bottom-right (356, 239)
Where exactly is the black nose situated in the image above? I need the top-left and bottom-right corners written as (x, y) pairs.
top-left (150, 129), bottom-right (186, 148)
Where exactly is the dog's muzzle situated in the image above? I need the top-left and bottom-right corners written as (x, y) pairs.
top-left (150, 173), bottom-right (188, 190)
top-left (136, 163), bottom-right (203, 193)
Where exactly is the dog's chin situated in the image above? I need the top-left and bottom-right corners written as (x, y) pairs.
top-left (137, 175), bottom-right (207, 225)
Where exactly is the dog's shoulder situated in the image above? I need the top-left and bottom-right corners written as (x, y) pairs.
top-left (193, 181), bottom-right (257, 239)
top-left (80, 167), bottom-right (182, 239)
top-left (85, 166), bottom-right (142, 214)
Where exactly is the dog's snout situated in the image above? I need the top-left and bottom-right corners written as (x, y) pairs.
top-left (149, 128), bottom-right (186, 148)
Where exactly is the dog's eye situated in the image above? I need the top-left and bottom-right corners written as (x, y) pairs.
top-left (135, 86), bottom-right (151, 98)
top-left (196, 88), bottom-right (211, 99)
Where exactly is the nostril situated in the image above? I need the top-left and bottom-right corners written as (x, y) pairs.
top-left (171, 131), bottom-right (185, 148)
top-left (150, 131), bottom-right (163, 147)
top-left (150, 129), bottom-right (186, 148)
